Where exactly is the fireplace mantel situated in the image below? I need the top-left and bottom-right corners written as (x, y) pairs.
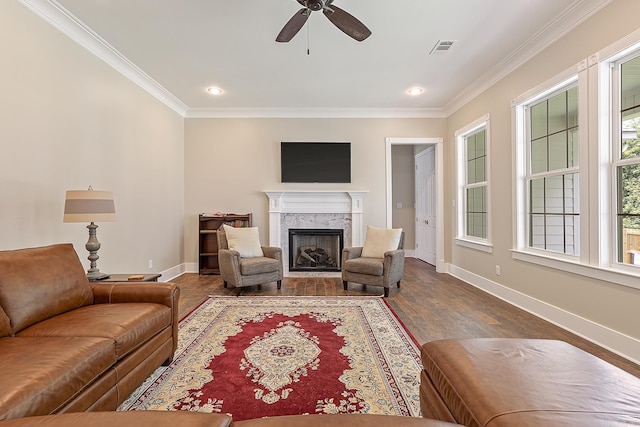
top-left (263, 191), bottom-right (368, 249)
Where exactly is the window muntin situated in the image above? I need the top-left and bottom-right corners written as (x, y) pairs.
top-left (526, 86), bottom-right (580, 256)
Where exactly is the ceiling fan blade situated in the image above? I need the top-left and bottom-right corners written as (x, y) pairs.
top-left (276, 8), bottom-right (309, 42)
top-left (323, 5), bottom-right (371, 42)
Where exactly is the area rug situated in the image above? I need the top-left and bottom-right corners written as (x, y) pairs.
top-left (119, 296), bottom-right (422, 420)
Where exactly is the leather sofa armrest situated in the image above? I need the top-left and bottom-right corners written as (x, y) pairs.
top-left (91, 282), bottom-right (179, 308)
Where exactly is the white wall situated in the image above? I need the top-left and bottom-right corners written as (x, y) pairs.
top-left (445, 0), bottom-right (640, 361)
top-left (391, 145), bottom-right (416, 249)
top-left (183, 118), bottom-right (446, 266)
top-left (0, 2), bottom-right (185, 276)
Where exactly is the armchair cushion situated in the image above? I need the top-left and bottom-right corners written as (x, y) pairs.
top-left (361, 226), bottom-right (403, 258)
top-left (343, 257), bottom-right (384, 276)
top-left (223, 225), bottom-right (263, 258)
top-left (240, 256), bottom-right (282, 276)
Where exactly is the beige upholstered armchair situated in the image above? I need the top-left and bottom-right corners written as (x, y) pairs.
top-left (342, 226), bottom-right (405, 297)
top-left (217, 225), bottom-right (283, 290)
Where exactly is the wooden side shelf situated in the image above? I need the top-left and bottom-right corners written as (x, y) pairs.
top-left (198, 213), bottom-right (252, 275)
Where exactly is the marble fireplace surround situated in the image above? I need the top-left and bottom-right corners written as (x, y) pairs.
top-left (264, 191), bottom-right (367, 276)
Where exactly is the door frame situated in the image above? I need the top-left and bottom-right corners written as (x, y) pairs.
top-left (385, 137), bottom-right (445, 273)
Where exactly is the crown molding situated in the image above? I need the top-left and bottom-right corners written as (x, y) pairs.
top-left (19, 0), bottom-right (611, 120)
top-left (444, 0), bottom-right (613, 116)
top-left (19, 0), bottom-right (189, 116)
top-left (184, 107), bottom-right (447, 119)
top-left (18, 0), bottom-right (443, 120)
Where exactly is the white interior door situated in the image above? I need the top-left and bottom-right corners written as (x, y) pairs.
top-left (415, 148), bottom-right (436, 265)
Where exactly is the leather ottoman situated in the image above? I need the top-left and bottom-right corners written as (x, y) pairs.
top-left (420, 338), bottom-right (640, 426)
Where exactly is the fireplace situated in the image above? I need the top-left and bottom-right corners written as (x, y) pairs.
top-left (264, 190), bottom-right (367, 276)
top-left (288, 229), bottom-right (344, 272)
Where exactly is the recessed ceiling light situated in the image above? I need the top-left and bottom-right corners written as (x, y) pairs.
top-left (207, 86), bottom-right (223, 95)
top-left (407, 87), bottom-right (424, 96)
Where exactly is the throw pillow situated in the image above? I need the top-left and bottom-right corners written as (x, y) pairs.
top-left (361, 226), bottom-right (403, 258)
top-left (223, 225), bottom-right (263, 258)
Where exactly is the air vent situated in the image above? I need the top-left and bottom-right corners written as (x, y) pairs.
top-left (429, 40), bottom-right (456, 55)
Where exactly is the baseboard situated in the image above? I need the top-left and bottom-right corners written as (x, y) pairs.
top-left (160, 263), bottom-right (189, 281)
top-left (448, 264), bottom-right (640, 365)
top-left (184, 262), bottom-right (199, 274)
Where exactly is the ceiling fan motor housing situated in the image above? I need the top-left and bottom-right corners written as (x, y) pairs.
top-left (303, 0), bottom-right (324, 11)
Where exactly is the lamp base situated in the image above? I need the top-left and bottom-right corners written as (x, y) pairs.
top-left (87, 272), bottom-right (110, 281)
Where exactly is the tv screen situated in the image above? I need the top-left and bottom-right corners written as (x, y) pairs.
top-left (281, 142), bottom-right (351, 183)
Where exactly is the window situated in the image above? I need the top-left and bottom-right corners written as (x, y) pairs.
top-left (512, 32), bottom-right (640, 288)
top-left (456, 115), bottom-right (491, 251)
top-left (614, 54), bottom-right (640, 266)
top-left (513, 64), bottom-right (584, 264)
top-left (527, 86), bottom-right (580, 255)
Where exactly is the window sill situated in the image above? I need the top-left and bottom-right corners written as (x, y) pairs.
top-left (511, 249), bottom-right (640, 291)
top-left (456, 238), bottom-right (493, 253)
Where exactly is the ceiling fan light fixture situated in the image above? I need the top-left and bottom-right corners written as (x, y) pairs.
top-left (407, 87), bottom-right (424, 96)
top-left (207, 86), bottom-right (223, 95)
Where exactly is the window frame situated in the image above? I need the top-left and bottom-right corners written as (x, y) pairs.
top-left (602, 44), bottom-right (640, 276)
top-left (510, 30), bottom-right (640, 291)
top-left (526, 84), bottom-right (581, 257)
top-left (455, 114), bottom-right (492, 253)
top-left (513, 63), bottom-right (591, 261)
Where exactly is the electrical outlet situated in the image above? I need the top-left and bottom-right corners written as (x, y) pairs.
top-left (396, 202), bottom-right (403, 209)
top-left (495, 265), bottom-right (501, 276)
top-left (148, 260), bottom-right (153, 269)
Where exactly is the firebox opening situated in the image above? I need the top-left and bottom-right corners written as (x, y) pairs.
top-left (288, 229), bottom-right (344, 272)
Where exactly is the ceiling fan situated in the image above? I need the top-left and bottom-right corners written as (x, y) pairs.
top-left (276, 0), bottom-right (371, 43)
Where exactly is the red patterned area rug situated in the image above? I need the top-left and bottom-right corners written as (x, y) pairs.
top-left (119, 296), bottom-right (422, 420)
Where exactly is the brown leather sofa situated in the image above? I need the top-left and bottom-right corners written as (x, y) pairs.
top-left (0, 412), bottom-right (463, 426)
top-left (420, 338), bottom-right (640, 426)
top-left (0, 244), bottom-right (180, 420)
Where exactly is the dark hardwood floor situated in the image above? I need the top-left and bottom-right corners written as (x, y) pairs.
top-left (170, 258), bottom-right (640, 378)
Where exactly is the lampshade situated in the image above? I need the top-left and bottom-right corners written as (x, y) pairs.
top-left (63, 189), bottom-right (116, 223)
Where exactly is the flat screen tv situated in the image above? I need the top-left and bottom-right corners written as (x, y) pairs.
top-left (281, 142), bottom-right (351, 183)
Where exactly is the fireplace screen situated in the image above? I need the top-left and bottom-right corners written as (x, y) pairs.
top-left (288, 229), bottom-right (344, 272)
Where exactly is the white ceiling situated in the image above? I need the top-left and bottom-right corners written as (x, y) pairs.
top-left (24, 0), bottom-right (610, 117)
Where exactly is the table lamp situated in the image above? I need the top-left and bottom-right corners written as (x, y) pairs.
top-left (63, 186), bottom-right (116, 280)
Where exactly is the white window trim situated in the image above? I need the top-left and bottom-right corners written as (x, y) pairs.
top-left (598, 34), bottom-right (640, 275)
top-left (510, 28), bottom-right (640, 291)
top-left (455, 114), bottom-right (492, 253)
